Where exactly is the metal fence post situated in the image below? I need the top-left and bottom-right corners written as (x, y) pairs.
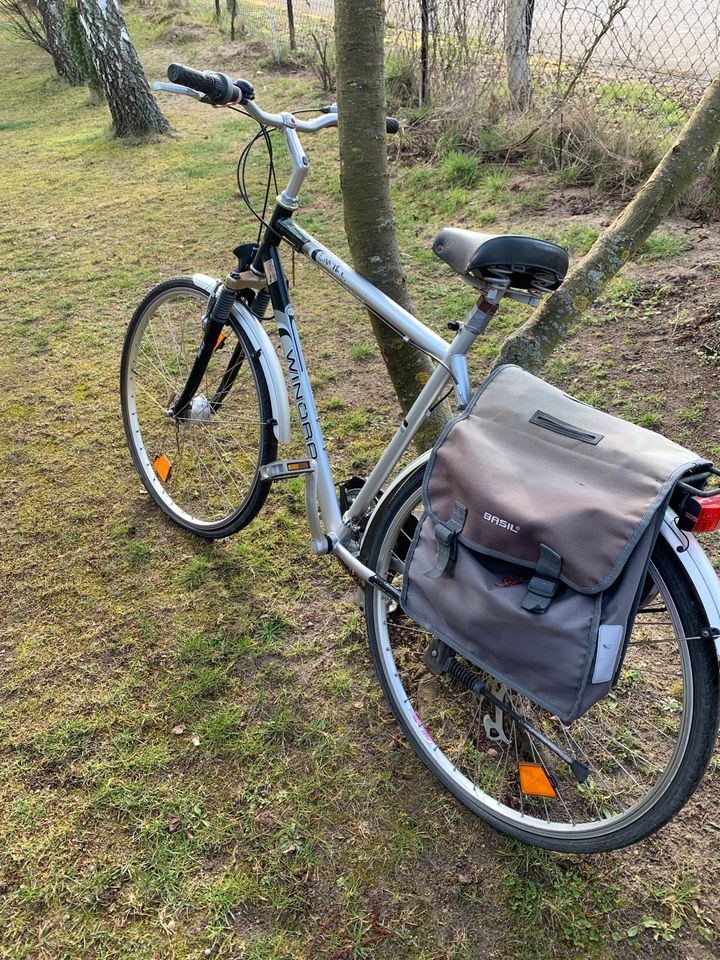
top-left (420, 0), bottom-right (430, 105)
top-left (287, 0), bottom-right (296, 49)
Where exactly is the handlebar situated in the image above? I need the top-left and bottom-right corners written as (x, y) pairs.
top-left (167, 63), bottom-right (254, 105)
top-left (158, 63), bottom-right (399, 134)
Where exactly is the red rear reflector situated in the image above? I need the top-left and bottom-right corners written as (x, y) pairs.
top-left (692, 494), bottom-right (720, 532)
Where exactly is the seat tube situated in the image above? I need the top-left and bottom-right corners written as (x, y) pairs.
top-left (264, 245), bottom-right (342, 534)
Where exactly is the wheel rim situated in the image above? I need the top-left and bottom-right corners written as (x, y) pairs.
top-left (124, 287), bottom-right (265, 528)
top-left (371, 484), bottom-right (696, 842)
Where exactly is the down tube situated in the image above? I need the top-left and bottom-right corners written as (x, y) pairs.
top-left (264, 245), bottom-right (343, 533)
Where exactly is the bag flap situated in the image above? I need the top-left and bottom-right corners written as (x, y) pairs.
top-left (424, 365), bottom-right (711, 592)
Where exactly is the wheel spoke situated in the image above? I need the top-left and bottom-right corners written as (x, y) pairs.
top-left (363, 470), bottom-right (713, 852)
top-left (122, 283), bottom-right (276, 529)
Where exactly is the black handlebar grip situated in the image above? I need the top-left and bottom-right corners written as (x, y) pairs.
top-left (168, 63), bottom-right (225, 102)
top-left (386, 117), bottom-right (400, 134)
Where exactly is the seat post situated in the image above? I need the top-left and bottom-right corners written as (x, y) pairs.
top-left (464, 286), bottom-right (506, 335)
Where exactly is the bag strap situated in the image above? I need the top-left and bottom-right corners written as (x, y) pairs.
top-left (424, 500), bottom-right (468, 579)
top-left (521, 543), bottom-right (562, 614)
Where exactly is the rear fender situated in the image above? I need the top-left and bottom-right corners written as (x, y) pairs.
top-left (661, 515), bottom-right (720, 657)
top-left (192, 273), bottom-right (291, 444)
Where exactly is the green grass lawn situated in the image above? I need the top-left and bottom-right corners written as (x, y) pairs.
top-left (1, 6), bottom-right (719, 959)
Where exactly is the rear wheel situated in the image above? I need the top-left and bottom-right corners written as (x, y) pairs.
top-left (120, 277), bottom-right (277, 537)
top-left (362, 465), bottom-right (719, 852)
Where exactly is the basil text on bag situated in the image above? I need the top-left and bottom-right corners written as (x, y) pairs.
top-left (401, 364), bottom-right (713, 723)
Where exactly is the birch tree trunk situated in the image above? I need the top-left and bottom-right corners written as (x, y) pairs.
top-left (77, 0), bottom-right (169, 137)
top-left (505, 0), bottom-right (532, 110)
top-left (38, 0), bottom-right (83, 84)
top-left (497, 72), bottom-right (720, 372)
top-left (334, 0), bottom-right (448, 449)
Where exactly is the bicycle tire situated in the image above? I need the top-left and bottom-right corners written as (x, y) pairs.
top-left (362, 464), bottom-right (719, 853)
top-left (120, 277), bottom-right (277, 538)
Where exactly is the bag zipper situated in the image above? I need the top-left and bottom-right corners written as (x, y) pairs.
top-left (530, 410), bottom-right (604, 445)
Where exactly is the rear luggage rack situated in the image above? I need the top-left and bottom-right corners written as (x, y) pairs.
top-left (674, 466), bottom-right (720, 532)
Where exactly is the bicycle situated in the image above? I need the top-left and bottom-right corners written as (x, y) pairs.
top-left (120, 63), bottom-right (720, 853)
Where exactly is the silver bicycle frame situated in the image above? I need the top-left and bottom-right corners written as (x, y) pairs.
top-left (262, 224), bottom-right (502, 577)
top-left (243, 108), bottom-right (505, 581)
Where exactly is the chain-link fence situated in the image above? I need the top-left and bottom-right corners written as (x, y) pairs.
top-left (234, 0), bottom-right (333, 57)
top-left (236, 0), bottom-right (720, 181)
top-left (238, 0), bottom-right (719, 95)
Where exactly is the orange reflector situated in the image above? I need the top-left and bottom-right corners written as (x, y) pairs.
top-left (287, 461), bottom-right (309, 471)
top-left (518, 762), bottom-right (557, 798)
top-left (154, 454), bottom-right (172, 482)
top-left (214, 332), bottom-right (226, 351)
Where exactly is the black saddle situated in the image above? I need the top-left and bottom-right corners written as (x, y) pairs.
top-left (432, 228), bottom-right (569, 293)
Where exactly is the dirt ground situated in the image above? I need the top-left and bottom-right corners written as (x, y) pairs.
top-left (2, 7), bottom-right (720, 959)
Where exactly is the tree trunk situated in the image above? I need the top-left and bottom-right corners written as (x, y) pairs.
top-left (497, 72), bottom-right (720, 372)
top-left (334, 0), bottom-right (449, 450)
top-left (65, 0), bottom-right (104, 101)
top-left (38, 0), bottom-right (83, 84)
top-left (505, 0), bottom-right (532, 110)
top-left (286, 0), bottom-right (296, 49)
top-left (77, 0), bottom-right (169, 137)
top-left (226, 0), bottom-right (236, 40)
top-left (420, 0), bottom-right (430, 105)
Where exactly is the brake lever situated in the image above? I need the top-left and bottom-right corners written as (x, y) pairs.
top-left (153, 81), bottom-right (205, 101)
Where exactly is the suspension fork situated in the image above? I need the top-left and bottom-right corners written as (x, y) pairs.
top-left (168, 283), bottom-right (234, 419)
top-left (211, 290), bottom-right (272, 412)
top-left (169, 282), bottom-right (270, 420)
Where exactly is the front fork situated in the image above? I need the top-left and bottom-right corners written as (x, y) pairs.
top-left (169, 278), bottom-right (270, 420)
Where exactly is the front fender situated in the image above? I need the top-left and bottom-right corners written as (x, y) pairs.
top-left (192, 274), bottom-right (291, 444)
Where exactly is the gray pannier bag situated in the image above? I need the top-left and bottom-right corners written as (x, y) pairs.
top-left (401, 364), bottom-right (713, 724)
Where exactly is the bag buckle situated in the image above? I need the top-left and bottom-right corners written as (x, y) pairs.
top-left (521, 543), bottom-right (562, 614)
top-left (424, 500), bottom-right (467, 580)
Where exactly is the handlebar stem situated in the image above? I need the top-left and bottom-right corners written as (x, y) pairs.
top-left (279, 127), bottom-right (310, 210)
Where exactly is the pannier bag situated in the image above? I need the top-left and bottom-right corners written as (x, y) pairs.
top-left (401, 364), bottom-right (712, 723)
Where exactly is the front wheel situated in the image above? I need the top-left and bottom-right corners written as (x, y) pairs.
top-left (120, 277), bottom-right (277, 538)
top-left (362, 465), bottom-right (719, 852)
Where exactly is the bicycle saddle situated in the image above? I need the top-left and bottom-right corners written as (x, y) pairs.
top-left (432, 228), bottom-right (569, 293)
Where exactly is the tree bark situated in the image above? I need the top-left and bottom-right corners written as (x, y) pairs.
top-left (77, 0), bottom-right (169, 137)
top-left (226, 0), bottom-right (236, 40)
top-left (505, 0), bottom-right (532, 110)
top-left (38, 0), bottom-right (84, 84)
top-left (286, 0), bottom-right (296, 49)
top-left (497, 72), bottom-right (720, 373)
top-left (334, 0), bottom-right (449, 450)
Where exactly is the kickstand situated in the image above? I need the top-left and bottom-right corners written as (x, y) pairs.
top-left (424, 642), bottom-right (589, 784)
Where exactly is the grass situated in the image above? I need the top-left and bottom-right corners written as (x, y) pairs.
top-left (639, 232), bottom-right (692, 261)
top-left (1, 5), bottom-right (719, 959)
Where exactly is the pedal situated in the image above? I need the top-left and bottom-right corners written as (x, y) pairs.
top-left (260, 458), bottom-right (315, 481)
top-left (339, 476), bottom-right (367, 514)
